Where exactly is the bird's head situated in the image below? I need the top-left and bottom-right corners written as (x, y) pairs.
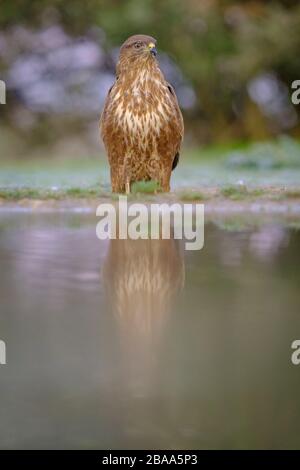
top-left (118, 34), bottom-right (158, 72)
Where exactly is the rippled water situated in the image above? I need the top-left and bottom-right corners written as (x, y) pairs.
top-left (0, 213), bottom-right (300, 449)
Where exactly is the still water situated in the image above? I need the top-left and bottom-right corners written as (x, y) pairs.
top-left (0, 212), bottom-right (300, 449)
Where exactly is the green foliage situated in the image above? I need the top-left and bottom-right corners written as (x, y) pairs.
top-left (225, 137), bottom-right (300, 169)
top-left (1, 1), bottom-right (299, 142)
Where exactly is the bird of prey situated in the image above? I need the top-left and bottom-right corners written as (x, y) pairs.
top-left (100, 34), bottom-right (184, 193)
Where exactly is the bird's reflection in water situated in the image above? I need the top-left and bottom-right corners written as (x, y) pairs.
top-left (103, 236), bottom-right (185, 396)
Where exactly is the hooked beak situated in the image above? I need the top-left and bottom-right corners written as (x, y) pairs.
top-left (148, 42), bottom-right (157, 57)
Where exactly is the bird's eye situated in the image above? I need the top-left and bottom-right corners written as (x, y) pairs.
top-left (134, 42), bottom-right (142, 49)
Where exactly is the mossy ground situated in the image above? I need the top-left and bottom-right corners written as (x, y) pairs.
top-left (1, 138), bottom-right (300, 203)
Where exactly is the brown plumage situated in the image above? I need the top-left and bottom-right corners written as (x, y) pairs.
top-left (100, 34), bottom-right (184, 193)
top-left (103, 237), bottom-right (185, 390)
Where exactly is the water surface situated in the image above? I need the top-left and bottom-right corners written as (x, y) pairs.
top-left (0, 213), bottom-right (300, 449)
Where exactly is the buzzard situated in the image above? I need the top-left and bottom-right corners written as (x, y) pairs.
top-left (100, 34), bottom-right (184, 193)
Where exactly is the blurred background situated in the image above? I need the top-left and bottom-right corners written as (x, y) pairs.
top-left (0, 0), bottom-right (300, 162)
top-left (1, 2), bottom-right (300, 450)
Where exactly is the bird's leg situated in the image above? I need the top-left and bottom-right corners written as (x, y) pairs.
top-left (147, 158), bottom-right (163, 193)
top-left (125, 178), bottom-right (131, 195)
top-left (110, 165), bottom-right (123, 193)
top-left (123, 156), bottom-right (131, 194)
top-left (160, 168), bottom-right (172, 193)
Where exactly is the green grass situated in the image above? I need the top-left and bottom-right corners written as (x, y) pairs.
top-left (131, 180), bottom-right (161, 194)
top-left (65, 187), bottom-right (107, 198)
top-left (0, 186), bottom-right (110, 200)
top-left (0, 188), bottom-right (62, 200)
top-left (1, 184), bottom-right (298, 203)
top-left (178, 190), bottom-right (207, 201)
top-left (220, 185), bottom-right (265, 200)
top-left (1, 137), bottom-right (300, 202)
